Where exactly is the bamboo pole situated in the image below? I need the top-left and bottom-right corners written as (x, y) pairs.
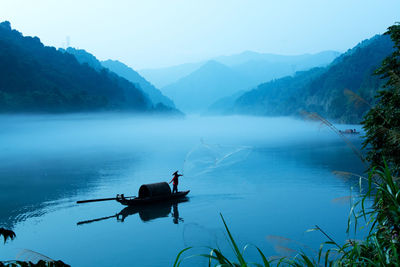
top-left (76, 195), bottom-right (135, 204)
top-left (76, 197), bottom-right (116, 204)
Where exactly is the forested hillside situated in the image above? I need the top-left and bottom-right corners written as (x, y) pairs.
top-left (60, 47), bottom-right (176, 109)
top-left (228, 34), bottom-right (394, 123)
top-left (101, 60), bottom-right (175, 108)
top-left (0, 21), bottom-right (178, 114)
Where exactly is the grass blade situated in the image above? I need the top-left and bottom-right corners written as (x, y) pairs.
top-left (219, 213), bottom-right (247, 266)
top-left (173, 247), bottom-right (192, 267)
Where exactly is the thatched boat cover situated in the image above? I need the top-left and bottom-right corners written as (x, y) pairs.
top-left (138, 182), bottom-right (171, 198)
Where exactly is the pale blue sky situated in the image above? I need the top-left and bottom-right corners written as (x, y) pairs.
top-left (0, 0), bottom-right (399, 69)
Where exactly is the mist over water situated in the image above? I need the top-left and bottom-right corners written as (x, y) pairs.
top-left (0, 114), bottom-right (365, 266)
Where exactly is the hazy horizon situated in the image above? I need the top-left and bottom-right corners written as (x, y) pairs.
top-left (1, 0), bottom-right (399, 69)
top-left (139, 49), bottom-right (342, 71)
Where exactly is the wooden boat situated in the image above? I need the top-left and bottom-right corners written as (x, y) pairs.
top-left (339, 129), bottom-right (360, 135)
top-left (116, 191), bottom-right (190, 206)
top-left (116, 182), bottom-right (190, 206)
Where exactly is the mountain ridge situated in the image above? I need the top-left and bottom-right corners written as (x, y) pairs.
top-left (140, 50), bottom-right (340, 89)
top-left (221, 34), bottom-right (394, 123)
top-left (101, 59), bottom-right (175, 108)
top-left (59, 47), bottom-right (176, 109)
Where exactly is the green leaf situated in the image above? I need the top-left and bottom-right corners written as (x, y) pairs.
top-left (173, 247), bottom-right (192, 267)
top-left (219, 213), bottom-right (247, 266)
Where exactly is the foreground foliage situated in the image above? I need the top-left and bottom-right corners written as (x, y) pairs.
top-left (173, 164), bottom-right (399, 266)
top-left (173, 164), bottom-right (399, 267)
top-left (363, 23), bottom-right (400, 175)
top-left (173, 213), bottom-right (273, 267)
top-left (1, 228), bottom-right (69, 266)
top-left (0, 260), bottom-right (70, 267)
top-left (288, 164), bottom-right (400, 266)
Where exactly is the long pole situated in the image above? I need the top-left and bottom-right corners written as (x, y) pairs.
top-left (76, 197), bottom-right (116, 204)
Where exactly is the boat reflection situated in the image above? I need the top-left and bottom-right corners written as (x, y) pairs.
top-left (77, 198), bottom-right (188, 226)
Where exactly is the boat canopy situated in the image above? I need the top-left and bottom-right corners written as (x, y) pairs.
top-left (138, 182), bottom-right (171, 198)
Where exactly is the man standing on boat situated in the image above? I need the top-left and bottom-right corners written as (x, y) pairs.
top-left (169, 171), bottom-right (182, 194)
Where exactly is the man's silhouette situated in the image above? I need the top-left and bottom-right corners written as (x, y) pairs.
top-left (169, 171), bottom-right (182, 194)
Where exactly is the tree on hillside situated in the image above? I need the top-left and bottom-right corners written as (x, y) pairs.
top-left (362, 23), bottom-right (400, 174)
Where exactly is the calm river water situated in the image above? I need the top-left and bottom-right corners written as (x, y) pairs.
top-left (0, 114), bottom-right (366, 266)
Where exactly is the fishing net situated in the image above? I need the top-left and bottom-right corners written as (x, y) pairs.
top-left (182, 139), bottom-right (252, 177)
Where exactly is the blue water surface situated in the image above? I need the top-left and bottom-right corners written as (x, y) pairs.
top-left (0, 115), bottom-right (367, 266)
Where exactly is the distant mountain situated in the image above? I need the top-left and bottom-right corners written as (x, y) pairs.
top-left (140, 51), bottom-right (340, 90)
top-left (139, 62), bottom-right (204, 88)
top-left (226, 34), bottom-right (394, 123)
top-left (162, 60), bottom-right (250, 112)
top-left (101, 60), bottom-right (175, 108)
top-left (215, 50), bottom-right (340, 67)
top-left (159, 51), bottom-right (339, 113)
top-left (226, 51), bottom-right (340, 86)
